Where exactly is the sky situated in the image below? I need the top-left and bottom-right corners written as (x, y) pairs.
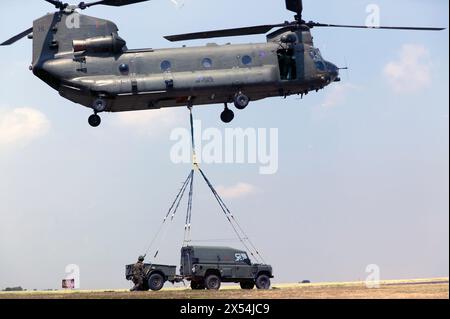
top-left (0, 0), bottom-right (448, 290)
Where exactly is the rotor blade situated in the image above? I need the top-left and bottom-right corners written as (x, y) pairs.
top-left (1, 27), bottom-right (33, 46)
top-left (308, 22), bottom-right (445, 31)
top-left (81, 0), bottom-right (151, 8)
top-left (285, 0), bottom-right (303, 19)
top-left (44, 0), bottom-right (63, 7)
top-left (164, 24), bottom-right (289, 42)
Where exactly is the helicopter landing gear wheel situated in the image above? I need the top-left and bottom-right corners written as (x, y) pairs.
top-left (88, 114), bottom-right (101, 128)
top-left (220, 104), bottom-right (235, 123)
top-left (234, 92), bottom-right (250, 110)
top-left (93, 98), bottom-right (107, 113)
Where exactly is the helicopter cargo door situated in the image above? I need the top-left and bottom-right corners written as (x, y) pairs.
top-left (277, 48), bottom-right (297, 81)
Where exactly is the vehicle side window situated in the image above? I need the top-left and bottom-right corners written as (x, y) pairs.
top-left (235, 253), bottom-right (250, 264)
top-left (315, 61), bottom-right (326, 71)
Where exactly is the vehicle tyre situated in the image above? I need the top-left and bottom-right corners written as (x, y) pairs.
top-left (204, 274), bottom-right (221, 290)
top-left (191, 281), bottom-right (205, 290)
top-left (255, 274), bottom-right (271, 290)
top-left (88, 114), bottom-right (101, 127)
top-left (240, 281), bottom-right (255, 290)
top-left (148, 273), bottom-right (165, 291)
top-left (220, 109), bottom-right (235, 123)
top-left (93, 98), bottom-right (107, 113)
top-left (234, 93), bottom-right (250, 110)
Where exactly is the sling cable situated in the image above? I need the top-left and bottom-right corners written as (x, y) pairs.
top-left (144, 107), bottom-right (265, 264)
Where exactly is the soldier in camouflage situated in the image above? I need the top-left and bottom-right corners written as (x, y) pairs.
top-left (130, 255), bottom-right (146, 291)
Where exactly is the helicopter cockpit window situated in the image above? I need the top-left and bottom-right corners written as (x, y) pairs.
top-left (309, 48), bottom-right (323, 61)
top-left (310, 49), bottom-right (326, 71)
top-left (277, 48), bottom-right (297, 81)
top-left (160, 60), bottom-right (172, 72)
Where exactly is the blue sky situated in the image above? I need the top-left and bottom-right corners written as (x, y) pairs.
top-left (0, 0), bottom-right (448, 290)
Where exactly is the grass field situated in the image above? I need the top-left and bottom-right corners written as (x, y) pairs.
top-left (1, 278), bottom-right (448, 299)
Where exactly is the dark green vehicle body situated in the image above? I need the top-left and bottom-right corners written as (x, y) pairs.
top-left (180, 246), bottom-right (273, 290)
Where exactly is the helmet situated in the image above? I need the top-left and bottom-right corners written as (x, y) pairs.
top-left (138, 255), bottom-right (145, 262)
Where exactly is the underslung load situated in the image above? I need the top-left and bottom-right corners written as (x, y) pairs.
top-left (126, 109), bottom-right (273, 291)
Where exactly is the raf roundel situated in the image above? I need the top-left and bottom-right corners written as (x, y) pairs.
top-left (242, 55), bottom-right (253, 65)
top-left (161, 60), bottom-right (172, 72)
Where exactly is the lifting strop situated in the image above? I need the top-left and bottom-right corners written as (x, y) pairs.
top-left (144, 108), bottom-right (265, 264)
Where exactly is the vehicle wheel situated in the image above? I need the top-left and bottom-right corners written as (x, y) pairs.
top-left (234, 93), bottom-right (250, 110)
top-left (240, 281), bottom-right (255, 290)
top-left (255, 274), bottom-right (271, 290)
top-left (93, 98), bottom-right (107, 113)
top-left (148, 273), bottom-right (165, 291)
top-left (220, 109), bottom-right (235, 123)
top-left (88, 114), bottom-right (101, 127)
top-left (204, 274), bottom-right (221, 290)
top-left (191, 281), bottom-right (205, 290)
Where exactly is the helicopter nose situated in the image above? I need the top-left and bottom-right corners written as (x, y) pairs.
top-left (326, 62), bottom-right (340, 80)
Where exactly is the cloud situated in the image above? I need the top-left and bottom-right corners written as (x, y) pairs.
top-left (0, 107), bottom-right (50, 148)
top-left (321, 83), bottom-right (357, 108)
top-left (113, 108), bottom-right (182, 136)
top-left (216, 182), bottom-right (258, 200)
top-left (169, 0), bottom-right (186, 9)
top-left (383, 44), bottom-right (432, 93)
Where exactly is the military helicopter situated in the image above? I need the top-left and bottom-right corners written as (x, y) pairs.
top-left (1, 0), bottom-right (444, 127)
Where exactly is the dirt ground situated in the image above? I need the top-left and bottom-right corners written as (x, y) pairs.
top-left (1, 278), bottom-right (448, 300)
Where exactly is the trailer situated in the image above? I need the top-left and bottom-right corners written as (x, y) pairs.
top-left (125, 263), bottom-right (182, 291)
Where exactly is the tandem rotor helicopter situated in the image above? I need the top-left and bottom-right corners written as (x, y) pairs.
top-left (1, 0), bottom-right (445, 127)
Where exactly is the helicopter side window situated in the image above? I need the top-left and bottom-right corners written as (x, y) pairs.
top-left (118, 63), bottom-right (129, 74)
top-left (277, 48), bottom-right (297, 81)
top-left (202, 58), bottom-right (213, 68)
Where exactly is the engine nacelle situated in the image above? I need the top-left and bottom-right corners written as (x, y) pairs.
top-left (73, 34), bottom-right (126, 54)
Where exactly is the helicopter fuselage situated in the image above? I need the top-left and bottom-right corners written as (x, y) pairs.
top-left (2, 0), bottom-right (443, 126)
top-left (31, 11), bottom-right (340, 124)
